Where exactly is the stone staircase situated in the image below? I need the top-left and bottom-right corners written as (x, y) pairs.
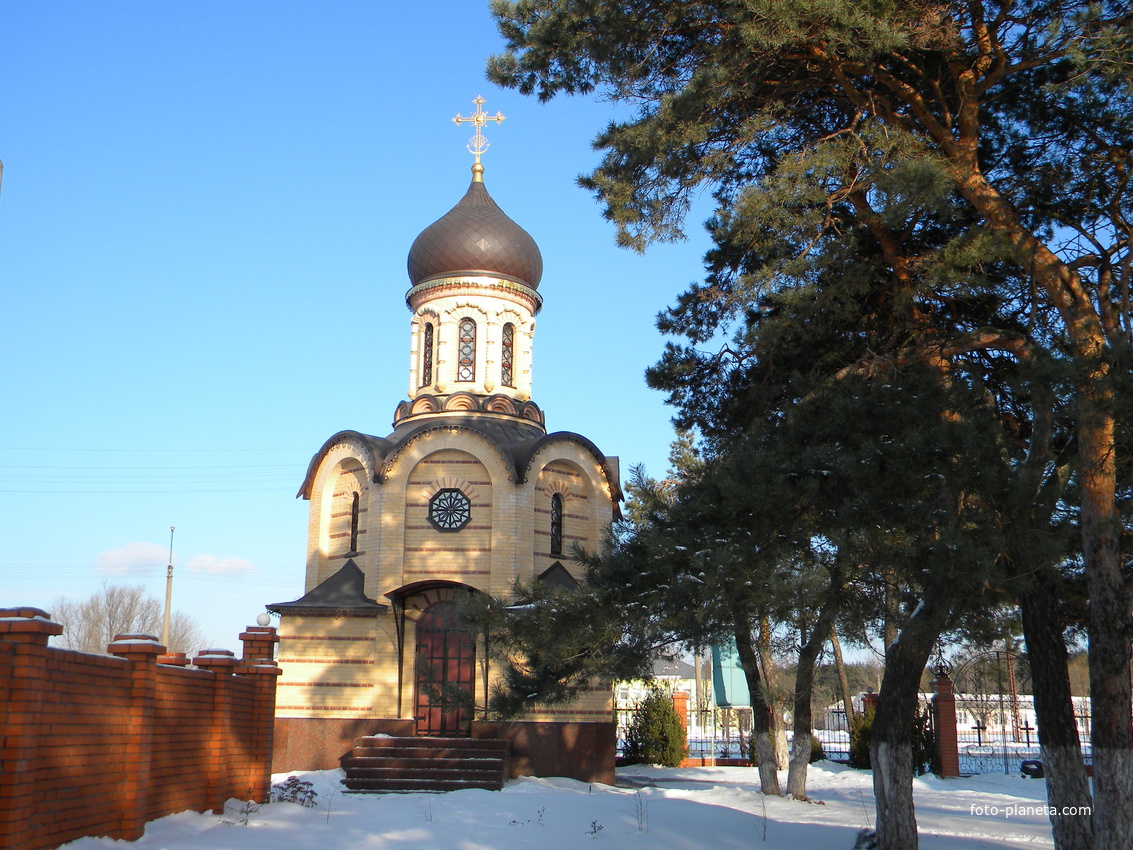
top-left (342, 736), bottom-right (512, 793)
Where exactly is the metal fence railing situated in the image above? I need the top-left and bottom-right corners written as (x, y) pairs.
top-left (617, 693), bottom-right (1094, 775)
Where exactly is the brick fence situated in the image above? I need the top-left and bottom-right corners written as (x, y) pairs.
top-left (0, 607), bottom-right (280, 850)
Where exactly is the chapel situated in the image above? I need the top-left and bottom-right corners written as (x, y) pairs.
top-left (267, 101), bottom-right (621, 781)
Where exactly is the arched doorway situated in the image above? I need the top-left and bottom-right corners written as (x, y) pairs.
top-left (414, 601), bottom-right (475, 736)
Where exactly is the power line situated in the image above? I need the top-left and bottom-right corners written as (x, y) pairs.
top-left (0, 463), bottom-right (297, 470)
top-left (0, 489), bottom-right (296, 496)
top-left (2, 570), bottom-right (297, 587)
top-left (0, 446), bottom-right (306, 453)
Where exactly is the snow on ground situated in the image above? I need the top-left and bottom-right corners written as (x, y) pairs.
top-left (60, 763), bottom-right (1057, 849)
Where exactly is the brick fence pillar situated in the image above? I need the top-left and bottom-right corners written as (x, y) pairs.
top-left (239, 626), bottom-right (279, 664)
top-left (194, 649), bottom-right (237, 813)
top-left (0, 608), bottom-right (63, 850)
top-left (236, 649), bottom-right (281, 803)
top-left (931, 666), bottom-right (960, 778)
top-left (671, 691), bottom-right (689, 733)
top-left (108, 634), bottom-right (165, 841)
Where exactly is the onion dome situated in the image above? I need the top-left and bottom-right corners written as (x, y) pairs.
top-left (407, 163), bottom-right (543, 289)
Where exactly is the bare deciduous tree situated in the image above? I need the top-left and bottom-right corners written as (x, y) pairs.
top-left (51, 582), bottom-right (205, 656)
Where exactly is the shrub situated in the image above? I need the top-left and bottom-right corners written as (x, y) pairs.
top-left (810, 734), bottom-right (826, 763)
top-left (271, 776), bottom-right (318, 807)
top-left (849, 707), bottom-right (875, 769)
top-left (848, 706), bottom-right (941, 776)
top-left (624, 689), bottom-right (688, 767)
top-left (912, 707), bottom-right (941, 776)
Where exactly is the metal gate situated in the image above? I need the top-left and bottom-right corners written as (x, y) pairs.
top-left (414, 601), bottom-right (475, 736)
top-left (951, 650), bottom-right (1051, 775)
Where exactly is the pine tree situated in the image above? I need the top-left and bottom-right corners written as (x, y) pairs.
top-left (624, 689), bottom-right (688, 767)
top-left (490, 4), bottom-right (1130, 847)
top-left (462, 578), bottom-right (658, 721)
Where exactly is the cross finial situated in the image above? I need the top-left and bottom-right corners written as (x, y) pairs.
top-left (453, 95), bottom-right (505, 173)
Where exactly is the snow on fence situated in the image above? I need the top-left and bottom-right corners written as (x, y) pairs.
top-left (0, 607), bottom-right (280, 850)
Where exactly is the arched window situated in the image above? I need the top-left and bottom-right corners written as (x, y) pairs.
top-left (420, 322), bottom-right (434, 387)
top-left (550, 493), bottom-right (563, 555)
top-left (501, 323), bottom-right (515, 387)
top-left (457, 318), bottom-right (476, 382)
top-left (349, 492), bottom-right (360, 553)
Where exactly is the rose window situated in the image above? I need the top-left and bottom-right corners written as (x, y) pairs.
top-left (428, 488), bottom-right (471, 532)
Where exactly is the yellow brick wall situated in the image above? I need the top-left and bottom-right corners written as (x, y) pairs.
top-left (527, 442), bottom-right (616, 584)
top-left (376, 428), bottom-right (517, 598)
top-left (533, 459), bottom-right (593, 579)
top-left (304, 438), bottom-right (378, 594)
top-left (276, 613), bottom-right (397, 718)
top-left (520, 685), bottom-right (615, 723)
top-left (288, 422), bottom-right (620, 723)
top-left (403, 449), bottom-right (493, 584)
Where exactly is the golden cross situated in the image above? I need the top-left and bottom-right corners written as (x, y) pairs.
top-left (452, 95), bottom-right (506, 163)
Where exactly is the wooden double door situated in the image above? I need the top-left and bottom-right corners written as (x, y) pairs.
top-left (414, 601), bottom-right (475, 736)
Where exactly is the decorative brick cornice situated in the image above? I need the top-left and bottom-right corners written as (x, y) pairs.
top-left (394, 394), bottom-right (545, 427)
top-left (406, 275), bottom-right (542, 315)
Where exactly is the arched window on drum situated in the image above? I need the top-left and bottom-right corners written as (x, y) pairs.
top-left (457, 318), bottom-right (476, 382)
top-left (420, 321), bottom-right (434, 387)
top-left (501, 322), bottom-right (515, 387)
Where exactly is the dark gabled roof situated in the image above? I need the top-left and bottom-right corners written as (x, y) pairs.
top-left (653, 656), bottom-right (696, 679)
top-left (267, 560), bottom-right (387, 615)
top-left (538, 561), bottom-right (579, 589)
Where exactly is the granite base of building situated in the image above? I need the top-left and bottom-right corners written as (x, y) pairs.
top-left (272, 717), bottom-right (616, 785)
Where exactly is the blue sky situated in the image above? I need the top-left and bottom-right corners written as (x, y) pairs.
top-left (2, 1), bottom-right (715, 649)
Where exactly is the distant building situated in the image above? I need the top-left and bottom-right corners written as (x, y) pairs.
top-left (616, 655), bottom-right (716, 740)
top-left (953, 693), bottom-right (1091, 738)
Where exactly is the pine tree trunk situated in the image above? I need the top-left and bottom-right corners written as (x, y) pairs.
top-left (758, 615), bottom-right (789, 769)
top-left (1018, 581), bottom-right (1094, 850)
top-left (786, 710), bottom-right (814, 799)
top-left (831, 624), bottom-right (856, 726)
top-left (1006, 338), bottom-right (1094, 850)
top-left (952, 166), bottom-right (1132, 850)
top-left (787, 602), bottom-right (839, 798)
top-left (1080, 415), bottom-right (1132, 849)
top-left (871, 605), bottom-right (943, 850)
top-left (733, 612), bottom-right (781, 795)
top-left (882, 568), bottom-right (900, 650)
top-left (787, 577), bottom-right (844, 799)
